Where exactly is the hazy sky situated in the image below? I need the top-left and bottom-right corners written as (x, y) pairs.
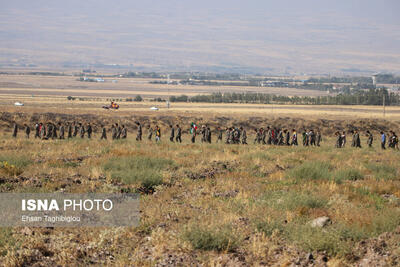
top-left (1, 0), bottom-right (399, 73)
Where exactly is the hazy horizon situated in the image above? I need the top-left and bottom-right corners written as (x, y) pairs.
top-left (1, 0), bottom-right (399, 74)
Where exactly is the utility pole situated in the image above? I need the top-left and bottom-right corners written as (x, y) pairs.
top-left (167, 74), bottom-right (170, 109)
top-left (383, 93), bottom-right (385, 118)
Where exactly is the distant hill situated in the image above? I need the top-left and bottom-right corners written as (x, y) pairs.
top-left (0, 0), bottom-right (399, 74)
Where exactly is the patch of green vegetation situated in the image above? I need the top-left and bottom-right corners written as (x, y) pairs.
top-left (256, 218), bottom-right (285, 236)
top-left (334, 168), bottom-right (364, 184)
top-left (135, 221), bottom-right (153, 236)
top-left (261, 191), bottom-right (328, 212)
top-left (287, 161), bottom-right (332, 181)
top-left (0, 154), bottom-right (32, 176)
top-left (64, 161), bottom-right (79, 168)
top-left (368, 209), bottom-right (400, 235)
top-left (269, 206), bottom-right (399, 257)
top-left (103, 156), bottom-right (174, 191)
top-left (283, 156), bottom-right (303, 165)
top-left (0, 155), bottom-right (32, 167)
top-left (49, 161), bottom-right (79, 168)
top-left (183, 224), bottom-right (241, 252)
top-left (0, 182), bottom-right (14, 191)
top-left (244, 151), bottom-right (271, 161)
top-left (287, 224), bottom-right (353, 257)
top-left (249, 164), bottom-right (268, 178)
top-left (365, 163), bottom-right (397, 181)
top-left (0, 228), bottom-right (17, 256)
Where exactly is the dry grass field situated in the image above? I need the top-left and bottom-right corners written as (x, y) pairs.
top-left (1, 94), bottom-right (400, 121)
top-left (0, 74), bottom-right (330, 98)
top-left (0, 122), bottom-right (400, 266)
top-left (2, 0), bottom-right (400, 264)
top-left (0, 93), bottom-right (400, 266)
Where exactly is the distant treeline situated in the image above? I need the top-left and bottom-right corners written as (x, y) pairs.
top-left (168, 88), bottom-right (400, 106)
top-left (124, 72), bottom-right (400, 85)
top-left (308, 74), bottom-right (400, 84)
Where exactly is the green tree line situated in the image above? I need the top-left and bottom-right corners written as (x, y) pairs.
top-left (169, 88), bottom-right (400, 106)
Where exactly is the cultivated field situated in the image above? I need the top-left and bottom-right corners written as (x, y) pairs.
top-left (0, 74), bottom-right (330, 98)
top-left (0, 96), bottom-right (400, 266)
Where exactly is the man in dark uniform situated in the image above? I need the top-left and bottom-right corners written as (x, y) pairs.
top-left (87, 123), bottom-right (92, 139)
top-left (260, 128), bottom-right (266, 145)
top-left (100, 125), bottom-right (107, 140)
top-left (291, 129), bottom-right (298, 146)
top-left (24, 124), bottom-right (30, 139)
top-left (121, 125), bottom-right (127, 139)
top-left (225, 127), bottom-right (231, 144)
top-left (309, 130), bottom-right (316, 146)
top-left (316, 130), bottom-right (322, 147)
top-left (46, 123), bottom-right (53, 139)
top-left (73, 122), bottom-right (78, 137)
top-left (277, 129), bottom-right (284, 145)
top-left (335, 131), bottom-right (342, 148)
top-left (12, 122), bottom-right (18, 138)
top-left (176, 124), bottom-right (182, 143)
top-left (229, 127), bottom-right (235, 144)
top-left (136, 122), bottom-right (142, 141)
top-left (79, 123), bottom-right (85, 138)
top-left (111, 125), bottom-right (117, 140)
top-left (191, 125), bottom-right (196, 143)
top-left (116, 123), bottom-right (121, 139)
top-left (147, 125), bottom-right (153, 141)
top-left (354, 130), bottom-right (361, 148)
top-left (207, 126), bottom-right (212, 143)
top-left (169, 125), bottom-right (175, 142)
top-left (217, 127), bottom-right (223, 143)
top-left (233, 128), bottom-right (240, 144)
top-left (201, 125), bottom-right (206, 143)
top-left (67, 122), bottom-right (72, 139)
top-left (285, 129), bottom-right (290, 146)
top-left (366, 130), bottom-right (373, 148)
top-left (241, 127), bottom-right (247, 144)
top-left (351, 130), bottom-right (356, 147)
top-left (254, 128), bottom-right (259, 144)
top-left (267, 127), bottom-right (272, 145)
top-left (59, 123), bottom-right (65, 139)
top-left (302, 130), bottom-right (307, 146)
top-left (34, 123), bottom-right (40, 139)
top-left (52, 123), bottom-right (57, 139)
top-left (341, 131), bottom-right (346, 148)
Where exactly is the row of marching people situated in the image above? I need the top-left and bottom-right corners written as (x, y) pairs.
top-left (252, 128), bottom-right (322, 146)
top-left (12, 122), bottom-right (93, 139)
top-left (334, 130), bottom-right (399, 149)
top-left (9, 121), bottom-right (398, 150)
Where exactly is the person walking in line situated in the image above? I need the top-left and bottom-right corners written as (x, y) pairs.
top-left (100, 125), bottom-right (107, 140)
top-left (381, 131), bottom-right (386, 150)
top-left (67, 122), bottom-right (72, 139)
top-left (366, 130), bottom-right (373, 148)
top-left (79, 123), bottom-right (85, 138)
top-left (136, 122), bottom-right (142, 141)
top-left (87, 123), bottom-right (92, 139)
top-left (24, 124), bottom-right (30, 139)
top-left (34, 123), bottom-right (40, 139)
top-left (12, 122), bottom-right (18, 138)
top-left (59, 123), bottom-right (65, 139)
top-left (169, 125), bottom-right (175, 142)
top-left (121, 125), bottom-right (127, 139)
top-left (176, 124), bottom-right (182, 143)
top-left (155, 125), bottom-right (161, 142)
top-left (147, 125), bottom-right (153, 141)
